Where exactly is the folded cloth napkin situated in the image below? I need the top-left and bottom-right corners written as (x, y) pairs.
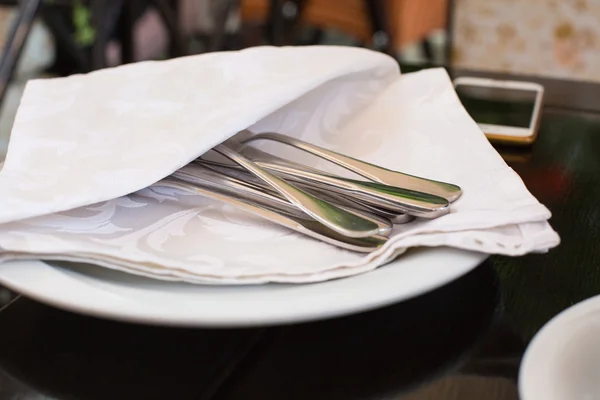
top-left (0, 46), bottom-right (559, 284)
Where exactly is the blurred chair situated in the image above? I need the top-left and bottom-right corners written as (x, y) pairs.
top-left (449, 0), bottom-right (600, 82)
top-left (241, 0), bottom-right (448, 55)
top-left (0, 0), bottom-right (184, 111)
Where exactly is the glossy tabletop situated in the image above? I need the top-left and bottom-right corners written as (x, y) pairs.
top-left (0, 67), bottom-right (599, 399)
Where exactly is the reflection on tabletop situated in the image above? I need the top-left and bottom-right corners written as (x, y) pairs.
top-left (401, 376), bottom-right (518, 400)
top-left (0, 261), bottom-right (516, 400)
top-left (400, 316), bottom-right (524, 400)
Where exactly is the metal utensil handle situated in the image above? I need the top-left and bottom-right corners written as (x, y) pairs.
top-left (243, 132), bottom-right (462, 202)
top-left (212, 144), bottom-right (380, 239)
top-left (212, 143), bottom-right (448, 216)
top-left (157, 178), bottom-right (387, 253)
top-left (255, 160), bottom-right (449, 218)
top-left (176, 165), bottom-right (392, 236)
top-left (196, 159), bottom-right (418, 223)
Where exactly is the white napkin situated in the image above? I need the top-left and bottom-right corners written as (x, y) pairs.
top-left (0, 46), bottom-right (559, 284)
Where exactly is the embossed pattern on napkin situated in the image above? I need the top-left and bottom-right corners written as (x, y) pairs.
top-left (0, 46), bottom-right (398, 225)
top-left (0, 47), bottom-right (559, 284)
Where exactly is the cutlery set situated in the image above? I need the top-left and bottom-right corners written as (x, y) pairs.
top-left (158, 132), bottom-right (461, 252)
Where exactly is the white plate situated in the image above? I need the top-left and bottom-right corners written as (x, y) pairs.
top-left (520, 294), bottom-right (600, 400)
top-left (0, 247), bottom-right (486, 327)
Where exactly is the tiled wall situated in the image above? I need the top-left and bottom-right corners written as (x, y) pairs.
top-left (453, 0), bottom-right (600, 82)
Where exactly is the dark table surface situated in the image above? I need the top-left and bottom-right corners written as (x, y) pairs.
top-left (0, 65), bottom-right (599, 400)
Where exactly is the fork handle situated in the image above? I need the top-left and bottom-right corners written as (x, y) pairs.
top-left (213, 144), bottom-right (380, 239)
top-left (243, 132), bottom-right (462, 202)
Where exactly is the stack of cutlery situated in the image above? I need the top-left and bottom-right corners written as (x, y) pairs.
top-left (158, 132), bottom-right (462, 253)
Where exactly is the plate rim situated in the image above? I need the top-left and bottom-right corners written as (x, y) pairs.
top-left (0, 248), bottom-right (488, 327)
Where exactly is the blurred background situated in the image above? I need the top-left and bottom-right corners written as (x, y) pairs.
top-left (0, 0), bottom-right (599, 159)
